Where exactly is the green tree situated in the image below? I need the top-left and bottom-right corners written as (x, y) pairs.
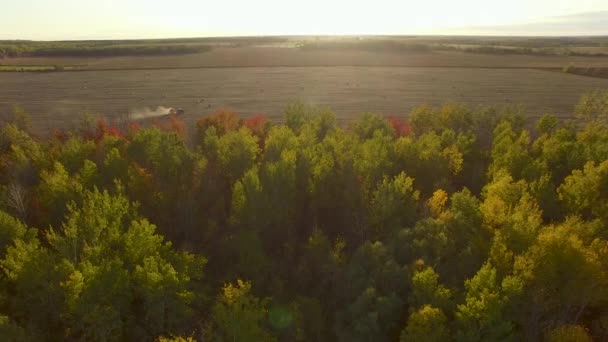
top-left (156, 335), bottom-right (197, 342)
top-left (488, 121), bottom-right (538, 181)
top-left (400, 305), bottom-right (450, 342)
top-left (51, 136), bottom-right (96, 175)
top-left (533, 122), bottom-right (584, 183)
top-left (544, 325), bottom-right (592, 342)
top-left (37, 161), bottom-right (84, 227)
top-left (264, 126), bottom-right (299, 163)
top-left (481, 171), bottom-right (542, 254)
top-left (576, 120), bottom-right (608, 163)
top-left (128, 128), bottom-right (192, 183)
top-left (455, 263), bottom-right (521, 342)
top-left (403, 189), bottom-right (488, 286)
top-left (369, 172), bottom-right (419, 241)
top-left (409, 265), bottom-right (451, 311)
top-left (335, 241), bottom-right (407, 342)
top-left (1, 231), bottom-right (69, 339)
top-left (306, 128), bottom-right (363, 243)
top-left (204, 126), bottom-right (260, 183)
top-left (351, 112), bottom-right (394, 140)
top-left (558, 160), bottom-right (608, 224)
top-left (441, 188), bottom-right (488, 284)
top-left (0, 314), bottom-right (33, 341)
top-left (355, 130), bottom-right (395, 193)
top-left (127, 128), bottom-right (205, 241)
top-left (513, 219), bottom-right (608, 340)
top-left (575, 90), bottom-right (608, 123)
top-left (535, 114), bottom-right (559, 136)
top-left (0, 210), bottom-right (34, 257)
top-left (1, 188), bottom-right (206, 341)
top-left (284, 102), bottom-right (336, 139)
top-left (394, 131), bottom-right (466, 194)
top-left (212, 279), bottom-right (276, 342)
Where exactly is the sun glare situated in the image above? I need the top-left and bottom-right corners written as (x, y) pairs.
top-left (164, 0), bottom-right (607, 36)
top-left (2, 0), bottom-right (607, 39)
top-left (172, 0), bottom-right (537, 36)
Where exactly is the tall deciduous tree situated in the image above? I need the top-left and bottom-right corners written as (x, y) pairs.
top-left (558, 160), bottom-right (608, 224)
top-left (1, 188), bottom-right (206, 341)
top-left (212, 279), bottom-right (276, 342)
top-left (400, 305), bottom-right (450, 342)
top-left (369, 172), bottom-right (419, 241)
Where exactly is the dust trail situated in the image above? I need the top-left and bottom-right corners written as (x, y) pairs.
top-left (129, 106), bottom-right (171, 120)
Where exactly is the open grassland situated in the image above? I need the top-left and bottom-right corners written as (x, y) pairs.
top-left (2, 66), bottom-right (608, 134)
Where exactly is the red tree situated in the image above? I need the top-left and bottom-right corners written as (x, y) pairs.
top-left (388, 116), bottom-right (412, 137)
top-left (196, 109), bottom-right (242, 136)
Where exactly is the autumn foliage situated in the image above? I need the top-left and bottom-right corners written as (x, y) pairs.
top-left (388, 116), bottom-right (412, 137)
top-left (244, 114), bottom-right (268, 137)
top-left (3, 93), bottom-right (608, 341)
top-left (196, 109), bottom-right (242, 136)
top-left (96, 117), bottom-right (124, 140)
top-left (154, 115), bottom-right (187, 137)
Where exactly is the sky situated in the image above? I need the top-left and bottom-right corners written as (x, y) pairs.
top-left (2, 0), bottom-right (608, 40)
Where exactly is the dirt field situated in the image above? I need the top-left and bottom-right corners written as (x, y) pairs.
top-left (5, 47), bottom-right (608, 70)
top-left (2, 65), bottom-right (608, 134)
top-left (3, 42), bottom-right (608, 134)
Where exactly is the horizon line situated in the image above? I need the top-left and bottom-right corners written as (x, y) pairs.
top-left (3, 33), bottom-right (608, 43)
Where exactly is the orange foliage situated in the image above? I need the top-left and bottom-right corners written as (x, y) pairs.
top-left (245, 114), bottom-right (267, 136)
top-left (388, 116), bottom-right (412, 137)
top-left (154, 116), bottom-right (187, 138)
top-left (196, 109), bottom-right (242, 135)
top-left (96, 118), bottom-right (124, 140)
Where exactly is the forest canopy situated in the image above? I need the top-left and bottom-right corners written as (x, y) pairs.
top-left (2, 91), bottom-right (608, 341)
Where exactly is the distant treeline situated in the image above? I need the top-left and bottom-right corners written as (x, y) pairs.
top-left (0, 41), bottom-right (213, 58)
top-left (421, 36), bottom-right (608, 48)
top-left (297, 37), bottom-right (608, 57)
top-left (35, 36), bottom-right (288, 46)
top-left (456, 45), bottom-right (608, 57)
top-left (563, 65), bottom-right (608, 79)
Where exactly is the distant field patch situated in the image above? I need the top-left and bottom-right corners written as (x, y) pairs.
top-left (563, 66), bottom-right (608, 79)
top-left (0, 65), bottom-right (56, 71)
top-left (0, 65), bottom-right (78, 72)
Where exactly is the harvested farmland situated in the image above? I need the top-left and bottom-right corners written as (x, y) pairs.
top-left (2, 66), bottom-right (608, 134)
